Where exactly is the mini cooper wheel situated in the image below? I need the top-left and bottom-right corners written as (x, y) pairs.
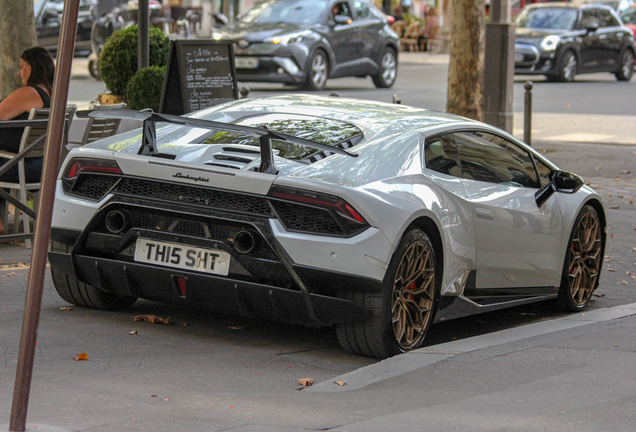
top-left (372, 47), bottom-right (398, 88)
top-left (50, 241), bottom-right (137, 311)
top-left (556, 50), bottom-right (577, 82)
top-left (304, 50), bottom-right (328, 91)
top-left (556, 205), bottom-right (603, 311)
top-left (614, 49), bottom-right (634, 81)
top-left (335, 228), bottom-right (438, 359)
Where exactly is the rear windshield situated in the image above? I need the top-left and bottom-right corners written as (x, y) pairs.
top-left (201, 114), bottom-right (363, 160)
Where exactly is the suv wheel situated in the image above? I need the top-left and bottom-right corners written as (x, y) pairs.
top-left (304, 50), bottom-right (328, 91)
top-left (372, 47), bottom-right (398, 88)
top-left (615, 49), bottom-right (634, 81)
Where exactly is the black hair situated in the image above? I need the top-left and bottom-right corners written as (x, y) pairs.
top-left (20, 47), bottom-right (55, 94)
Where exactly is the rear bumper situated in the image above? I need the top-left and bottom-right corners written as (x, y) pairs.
top-left (48, 247), bottom-right (373, 326)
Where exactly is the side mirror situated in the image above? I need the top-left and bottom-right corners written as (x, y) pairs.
top-left (584, 22), bottom-right (599, 33)
top-left (334, 15), bottom-right (352, 25)
top-left (535, 170), bottom-right (584, 207)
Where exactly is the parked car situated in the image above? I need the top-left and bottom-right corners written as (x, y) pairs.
top-left (211, 0), bottom-right (400, 90)
top-left (35, 0), bottom-right (97, 56)
top-left (49, 95), bottom-right (606, 359)
top-left (514, 3), bottom-right (635, 81)
top-left (570, 0), bottom-right (635, 14)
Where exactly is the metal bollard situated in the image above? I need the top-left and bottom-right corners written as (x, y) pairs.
top-left (239, 86), bottom-right (250, 99)
top-left (524, 81), bottom-right (533, 146)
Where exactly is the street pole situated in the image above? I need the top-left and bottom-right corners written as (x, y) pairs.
top-left (9, 0), bottom-right (79, 430)
top-left (483, 0), bottom-right (515, 133)
top-left (138, 0), bottom-right (150, 70)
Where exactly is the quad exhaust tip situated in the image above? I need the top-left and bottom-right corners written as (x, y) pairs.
top-left (233, 230), bottom-right (260, 254)
top-left (105, 210), bottom-right (130, 234)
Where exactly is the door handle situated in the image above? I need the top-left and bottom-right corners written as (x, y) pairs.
top-left (476, 208), bottom-right (495, 220)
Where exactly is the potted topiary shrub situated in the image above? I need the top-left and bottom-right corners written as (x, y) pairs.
top-left (126, 66), bottom-right (166, 112)
top-left (98, 25), bottom-right (170, 103)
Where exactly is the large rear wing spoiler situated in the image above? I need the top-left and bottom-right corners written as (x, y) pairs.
top-left (77, 110), bottom-right (357, 174)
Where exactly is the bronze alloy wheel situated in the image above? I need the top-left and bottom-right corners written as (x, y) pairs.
top-left (391, 238), bottom-right (436, 350)
top-left (566, 208), bottom-right (602, 307)
top-left (335, 228), bottom-right (439, 359)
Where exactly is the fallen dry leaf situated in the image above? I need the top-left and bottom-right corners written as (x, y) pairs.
top-left (228, 326), bottom-right (243, 330)
top-left (298, 378), bottom-right (315, 388)
top-left (608, 268), bottom-right (617, 272)
top-left (60, 307), bottom-right (73, 311)
top-left (595, 165), bottom-right (601, 171)
top-left (129, 330), bottom-right (138, 336)
top-left (609, 206), bottom-right (619, 209)
top-left (72, 353), bottom-right (88, 361)
top-left (180, 322), bottom-right (189, 327)
top-left (620, 280), bottom-right (628, 285)
top-left (619, 170), bottom-right (631, 175)
top-left (593, 293), bottom-right (605, 298)
top-left (133, 315), bottom-right (170, 325)
top-left (604, 259), bottom-right (612, 262)
top-left (335, 381), bottom-right (345, 386)
top-left (609, 233), bottom-right (615, 237)
top-left (615, 177), bottom-right (621, 181)
top-left (151, 394), bottom-right (157, 398)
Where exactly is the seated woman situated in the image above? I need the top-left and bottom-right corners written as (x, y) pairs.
top-left (0, 47), bottom-right (55, 234)
top-left (417, 8), bottom-right (440, 52)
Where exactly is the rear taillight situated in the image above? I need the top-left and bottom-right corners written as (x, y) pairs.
top-left (268, 185), bottom-right (369, 236)
top-left (61, 158), bottom-right (122, 201)
top-left (63, 158), bottom-right (122, 181)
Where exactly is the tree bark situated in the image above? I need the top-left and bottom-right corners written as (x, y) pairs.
top-left (0, 0), bottom-right (37, 99)
top-left (446, 0), bottom-right (485, 121)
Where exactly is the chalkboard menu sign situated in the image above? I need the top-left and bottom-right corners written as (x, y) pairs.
top-left (160, 40), bottom-right (238, 115)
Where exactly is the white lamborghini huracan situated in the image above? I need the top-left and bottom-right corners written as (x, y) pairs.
top-left (49, 95), bottom-right (606, 358)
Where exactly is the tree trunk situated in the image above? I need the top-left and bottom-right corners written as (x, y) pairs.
top-left (0, 0), bottom-right (37, 99)
top-left (446, 0), bottom-right (485, 121)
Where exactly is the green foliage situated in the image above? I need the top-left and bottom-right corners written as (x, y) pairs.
top-left (126, 66), bottom-right (166, 112)
top-left (99, 25), bottom-right (170, 96)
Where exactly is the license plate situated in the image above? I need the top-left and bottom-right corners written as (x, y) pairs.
top-left (515, 53), bottom-right (524, 62)
top-left (235, 57), bottom-right (259, 69)
top-left (134, 238), bottom-right (231, 276)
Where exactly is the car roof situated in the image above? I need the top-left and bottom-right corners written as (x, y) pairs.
top-left (194, 94), bottom-right (470, 138)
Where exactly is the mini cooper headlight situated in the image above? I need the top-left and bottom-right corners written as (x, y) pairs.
top-left (540, 35), bottom-right (560, 51)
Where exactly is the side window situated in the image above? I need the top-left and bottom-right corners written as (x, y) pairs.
top-left (581, 9), bottom-right (599, 28)
top-left (599, 8), bottom-right (620, 27)
top-left (454, 132), bottom-right (540, 188)
top-left (353, 1), bottom-right (370, 20)
top-left (332, 2), bottom-right (353, 19)
top-left (424, 134), bottom-right (461, 177)
top-left (534, 157), bottom-right (552, 188)
top-left (602, 10), bottom-right (620, 27)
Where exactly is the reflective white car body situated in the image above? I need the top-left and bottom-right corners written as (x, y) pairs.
top-left (49, 95), bottom-right (606, 358)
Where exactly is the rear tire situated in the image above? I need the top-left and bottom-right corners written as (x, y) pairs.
top-left (555, 50), bottom-right (577, 82)
top-left (335, 228), bottom-right (439, 359)
top-left (50, 241), bottom-right (137, 311)
top-left (614, 49), bottom-right (634, 81)
top-left (372, 47), bottom-right (398, 88)
top-left (555, 205), bottom-right (603, 311)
